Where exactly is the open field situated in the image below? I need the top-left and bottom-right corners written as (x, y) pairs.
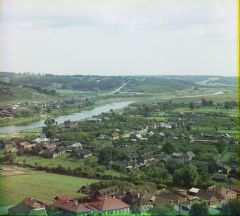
top-left (15, 153), bottom-right (123, 178)
top-left (174, 107), bottom-right (237, 116)
top-left (0, 166), bottom-right (98, 207)
top-left (16, 153), bottom-right (84, 170)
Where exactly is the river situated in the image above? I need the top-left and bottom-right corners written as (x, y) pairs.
top-left (0, 101), bottom-right (133, 134)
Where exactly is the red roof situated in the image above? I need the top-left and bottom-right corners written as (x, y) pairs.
top-left (90, 196), bottom-right (129, 211)
top-left (19, 141), bottom-right (31, 147)
top-left (112, 132), bottom-right (120, 137)
top-left (54, 195), bottom-right (74, 202)
top-left (229, 184), bottom-right (240, 193)
top-left (53, 195), bottom-right (129, 213)
top-left (22, 197), bottom-right (45, 209)
top-left (54, 198), bottom-right (91, 213)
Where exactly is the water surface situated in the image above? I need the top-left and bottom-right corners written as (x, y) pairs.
top-left (0, 101), bottom-right (133, 134)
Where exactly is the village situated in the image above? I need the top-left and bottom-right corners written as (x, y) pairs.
top-left (0, 98), bottom-right (238, 215)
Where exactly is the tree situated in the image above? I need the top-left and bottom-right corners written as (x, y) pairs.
top-left (189, 201), bottom-right (209, 216)
top-left (162, 142), bottom-right (175, 154)
top-left (98, 146), bottom-right (116, 164)
top-left (44, 118), bottom-right (55, 126)
top-left (43, 118), bottom-right (56, 138)
top-left (173, 164), bottom-right (198, 187)
top-left (150, 204), bottom-right (176, 216)
top-left (145, 166), bottom-right (172, 184)
top-left (198, 171), bottom-right (211, 186)
top-left (186, 125), bottom-right (192, 131)
top-left (189, 102), bottom-right (195, 110)
top-left (4, 152), bottom-right (16, 164)
top-left (220, 199), bottom-right (240, 216)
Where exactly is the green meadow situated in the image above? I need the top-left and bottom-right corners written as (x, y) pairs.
top-left (0, 172), bottom-right (98, 207)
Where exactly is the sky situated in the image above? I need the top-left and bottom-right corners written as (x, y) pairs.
top-left (0, 0), bottom-right (237, 76)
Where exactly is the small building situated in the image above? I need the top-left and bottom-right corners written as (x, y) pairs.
top-left (207, 185), bottom-right (237, 200)
top-left (111, 132), bottom-right (120, 140)
top-left (33, 136), bottom-right (50, 144)
top-left (215, 161), bottom-right (231, 174)
top-left (18, 141), bottom-right (36, 150)
top-left (98, 186), bottom-right (122, 198)
top-left (71, 149), bottom-right (92, 159)
top-left (8, 197), bottom-right (47, 216)
top-left (190, 160), bottom-right (209, 172)
top-left (39, 147), bottom-right (65, 158)
top-left (78, 185), bottom-right (92, 195)
top-left (212, 173), bottom-right (228, 182)
top-left (137, 152), bottom-right (154, 165)
top-left (124, 190), bottom-right (157, 211)
top-left (172, 151), bottom-right (195, 163)
top-left (89, 195), bottom-right (130, 213)
top-left (197, 189), bottom-right (220, 206)
top-left (52, 196), bottom-right (91, 215)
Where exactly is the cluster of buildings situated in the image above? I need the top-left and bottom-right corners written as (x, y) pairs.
top-left (9, 195), bottom-right (130, 216)
top-left (8, 183), bottom-right (239, 215)
top-left (0, 105), bottom-right (12, 118)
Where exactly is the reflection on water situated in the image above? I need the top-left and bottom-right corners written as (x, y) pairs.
top-left (0, 101), bottom-right (133, 134)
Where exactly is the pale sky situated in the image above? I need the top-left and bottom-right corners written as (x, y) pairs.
top-left (0, 0), bottom-right (237, 76)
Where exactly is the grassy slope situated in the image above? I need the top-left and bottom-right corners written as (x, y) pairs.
top-left (0, 172), bottom-right (98, 207)
top-left (0, 86), bottom-right (56, 104)
top-left (15, 153), bottom-right (123, 178)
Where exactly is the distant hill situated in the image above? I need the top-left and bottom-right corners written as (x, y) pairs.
top-left (0, 72), bottom-right (237, 94)
top-left (0, 82), bottom-right (56, 103)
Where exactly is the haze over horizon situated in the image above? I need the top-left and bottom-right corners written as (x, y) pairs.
top-left (0, 0), bottom-right (237, 76)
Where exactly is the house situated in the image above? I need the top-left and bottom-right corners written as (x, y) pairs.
top-left (43, 143), bottom-right (57, 151)
top-left (135, 134), bottom-right (142, 140)
top-left (71, 149), bottom-right (92, 159)
top-left (123, 190), bottom-right (157, 211)
top-left (78, 185), bottom-right (92, 195)
top-left (121, 131), bottom-right (133, 138)
top-left (89, 195), bottom-right (130, 213)
top-left (190, 160), bottom-right (209, 172)
top-left (8, 197), bottom-right (47, 216)
top-left (156, 191), bottom-right (186, 205)
top-left (197, 190), bottom-right (221, 206)
top-left (4, 141), bottom-right (16, 152)
top-left (188, 187), bottom-right (200, 196)
top-left (18, 141), bottom-right (36, 150)
top-left (137, 152), bottom-right (154, 165)
top-left (39, 146), bottom-right (65, 158)
top-left (97, 186), bottom-right (122, 198)
top-left (229, 185), bottom-right (240, 198)
top-left (188, 135), bottom-right (195, 142)
top-left (111, 132), bottom-right (120, 140)
top-left (207, 185), bottom-right (237, 200)
top-left (159, 132), bottom-right (165, 138)
top-left (52, 196), bottom-right (91, 215)
top-left (182, 151), bottom-right (196, 162)
top-left (212, 173), bottom-right (228, 182)
top-left (160, 122), bottom-right (172, 129)
top-left (66, 142), bottom-right (83, 151)
top-left (215, 160), bottom-right (231, 174)
top-left (33, 136), bottom-right (50, 144)
top-left (172, 151), bottom-right (195, 163)
top-left (187, 188), bottom-right (220, 206)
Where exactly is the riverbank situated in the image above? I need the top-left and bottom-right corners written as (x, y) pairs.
top-left (0, 96), bottom-right (136, 127)
top-left (0, 100), bottom-right (134, 135)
